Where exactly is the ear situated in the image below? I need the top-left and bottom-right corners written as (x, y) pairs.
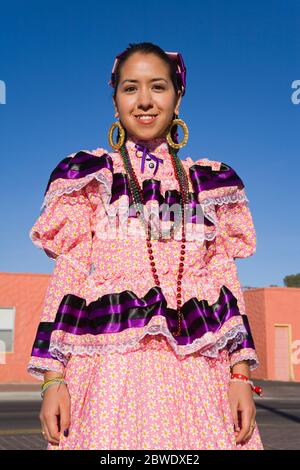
top-left (174, 91), bottom-right (182, 115)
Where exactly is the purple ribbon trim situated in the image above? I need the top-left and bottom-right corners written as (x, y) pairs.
top-left (44, 151), bottom-right (243, 205)
top-left (43, 152), bottom-right (242, 228)
top-left (44, 151), bottom-right (113, 195)
top-left (110, 175), bottom-right (207, 224)
top-left (31, 285), bottom-right (255, 361)
top-left (189, 163), bottom-right (244, 194)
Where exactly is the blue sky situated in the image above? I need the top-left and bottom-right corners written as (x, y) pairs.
top-left (0, 0), bottom-right (299, 287)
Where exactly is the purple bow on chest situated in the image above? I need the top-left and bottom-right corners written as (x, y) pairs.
top-left (135, 143), bottom-right (164, 176)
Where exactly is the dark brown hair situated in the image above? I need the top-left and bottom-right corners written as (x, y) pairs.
top-left (111, 42), bottom-right (181, 101)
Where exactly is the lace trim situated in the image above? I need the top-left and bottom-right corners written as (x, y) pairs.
top-left (39, 172), bottom-right (248, 246)
top-left (201, 191), bottom-right (249, 208)
top-left (27, 363), bottom-right (65, 382)
top-left (48, 321), bottom-right (248, 362)
top-left (28, 338), bottom-right (259, 382)
top-left (229, 348), bottom-right (260, 371)
top-left (41, 171), bottom-right (112, 209)
top-left (194, 191), bottom-right (249, 243)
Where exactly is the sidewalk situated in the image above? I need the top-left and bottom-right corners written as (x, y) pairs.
top-left (0, 380), bottom-right (299, 401)
top-left (0, 383), bottom-right (41, 401)
top-left (253, 380), bottom-right (300, 400)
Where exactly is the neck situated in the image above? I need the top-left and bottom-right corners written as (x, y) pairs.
top-left (124, 132), bottom-right (171, 177)
top-left (126, 132), bottom-right (169, 150)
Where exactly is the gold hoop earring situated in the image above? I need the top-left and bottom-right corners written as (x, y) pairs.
top-left (166, 118), bottom-right (189, 149)
top-left (108, 120), bottom-right (125, 150)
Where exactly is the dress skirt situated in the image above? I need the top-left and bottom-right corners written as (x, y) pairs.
top-left (47, 334), bottom-right (264, 450)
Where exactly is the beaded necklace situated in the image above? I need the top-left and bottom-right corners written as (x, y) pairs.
top-left (119, 140), bottom-right (190, 336)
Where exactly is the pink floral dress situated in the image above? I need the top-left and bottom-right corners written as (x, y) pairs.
top-left (27, 133), bottom-right (264, 450)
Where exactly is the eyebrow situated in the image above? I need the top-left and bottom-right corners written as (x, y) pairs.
top-left (121, 78), bottom-right (168, 85)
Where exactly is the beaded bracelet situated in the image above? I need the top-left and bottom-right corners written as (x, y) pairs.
top-left (41, 378), bottom-right (68, 398)
top-left (230, 373), bottom-right (263, 397)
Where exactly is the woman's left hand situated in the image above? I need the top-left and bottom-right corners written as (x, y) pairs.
top-left (228, 380), bottom-right (257, 445)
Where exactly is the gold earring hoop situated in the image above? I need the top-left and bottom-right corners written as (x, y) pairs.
top-left (108, 120), bottom-right (125, 150)
top-left (166, 118), bottom-right (189, 149)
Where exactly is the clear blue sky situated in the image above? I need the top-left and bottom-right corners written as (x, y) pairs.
top-left (0, 0), bottom-right (299, 287)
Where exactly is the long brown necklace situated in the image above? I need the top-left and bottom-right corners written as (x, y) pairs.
top-left (119, 141), bottom-right (190, 337)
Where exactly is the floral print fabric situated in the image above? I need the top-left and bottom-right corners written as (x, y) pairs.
top-left (28, 134), bottom-right (263, 449)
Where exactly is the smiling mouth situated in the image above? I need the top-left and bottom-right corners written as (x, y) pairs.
top-left (134, 115), bottom-right (158, 124)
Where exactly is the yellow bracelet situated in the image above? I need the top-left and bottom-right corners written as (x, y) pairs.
top-left (42, 378), bottom-right (66, 390)
top-left (41, 378), bottom-right (67, 398)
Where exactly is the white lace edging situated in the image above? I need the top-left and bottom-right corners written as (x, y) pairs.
top-left (201, 191), bottom-right (249, 208)
top-left (27, 364), bottom-right (65, 382)
top-left (196, 191), bottom-right (250, 243)
top-left (41, 171), bottom-right (112, 210)
top-left (47, 322), bottom-right (249, 364)
top-left (229, 348), bottom-right (260, 371)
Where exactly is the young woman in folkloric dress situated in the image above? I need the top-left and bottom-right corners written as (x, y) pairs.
top-left (27, 42), bottom-right (264, 450)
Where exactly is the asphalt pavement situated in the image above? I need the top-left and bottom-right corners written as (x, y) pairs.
top-left (0, 380), bottom-right (299, 450)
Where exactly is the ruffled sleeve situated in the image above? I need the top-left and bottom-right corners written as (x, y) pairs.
top-left (27, 148), bottom-right (113, 380)
top-left (189, 158), bottom-right (259, 370)
top-left (213, 170), bottom-right (258, 369)
top-left (214, 194), bottom-right (256, 260)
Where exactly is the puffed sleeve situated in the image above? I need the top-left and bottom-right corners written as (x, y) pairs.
top-left (27, 149), bottom-right (113, 380)
top-left (214, 192), bottom-right (256, 260)
top-left (214, 181), bottom-right (258, 369)
top-left (189, 158), bottom-right (259, 370)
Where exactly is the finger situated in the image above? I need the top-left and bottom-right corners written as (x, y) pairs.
top-left (243, 420), bottom-right (256, 443)
top-left (235, 410), bottom-right (252, 444)
top-left (241, 408), bottom-right (257, 443)
top-left (59, 400), bottom-right (71, 438)
top-left (229, 401), bottom-right (240, 436)
top-left (46, 412), bottom-right (61, 444)
top-left (41, 426), bottom-right (48, 442)
top-left (41, 421), bottom-right (55, 446)
top-left (40, 413), bottom-right (52, 444)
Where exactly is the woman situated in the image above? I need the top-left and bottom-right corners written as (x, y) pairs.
top-left (27, 42), bottom-right (264, 450)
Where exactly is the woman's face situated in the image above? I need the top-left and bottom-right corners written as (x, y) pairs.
top-left (113, 52), bottom-right (182, 141)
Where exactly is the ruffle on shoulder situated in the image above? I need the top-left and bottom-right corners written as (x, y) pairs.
top-left (188, 158), bottom-right (248, 207)
top-left (188, 158), bottom-right (257, 259)
top-left (41, 148), bottom-right (114, 209)
top-left (30, 148), bottom-right (115, 259)
top-left (186, 158), bottom-right (255, 252)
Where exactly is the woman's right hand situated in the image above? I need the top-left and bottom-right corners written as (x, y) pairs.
top-left (39, 380), bottom-right (71, 446)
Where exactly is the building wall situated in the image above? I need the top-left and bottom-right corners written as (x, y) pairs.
top-left (244, 287), bottom-right (300, 382)
top-left (243, 288), bottom-right (268, 380)
top-left (0, 272), bottom-right (50, 383)
top-left (265, 288), bottom-right (300, 381)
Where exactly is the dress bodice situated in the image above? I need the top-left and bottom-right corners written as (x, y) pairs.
top-left (27, 134), bottom-right (259, 381)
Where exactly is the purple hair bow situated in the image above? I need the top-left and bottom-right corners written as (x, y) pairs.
top-left (135, 143), bottom-right (164, 176)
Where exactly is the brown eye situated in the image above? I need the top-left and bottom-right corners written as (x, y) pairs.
top-left (124, 84), bottom-right (165, 93)
top-left (125, 86), bottom-right (136, 92)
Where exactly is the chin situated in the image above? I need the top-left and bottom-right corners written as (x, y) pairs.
top-left (133, 129), bottom-right (167, 141)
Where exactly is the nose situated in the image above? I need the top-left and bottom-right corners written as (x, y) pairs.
top-left (136, 88), bottom-right (154, 110)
